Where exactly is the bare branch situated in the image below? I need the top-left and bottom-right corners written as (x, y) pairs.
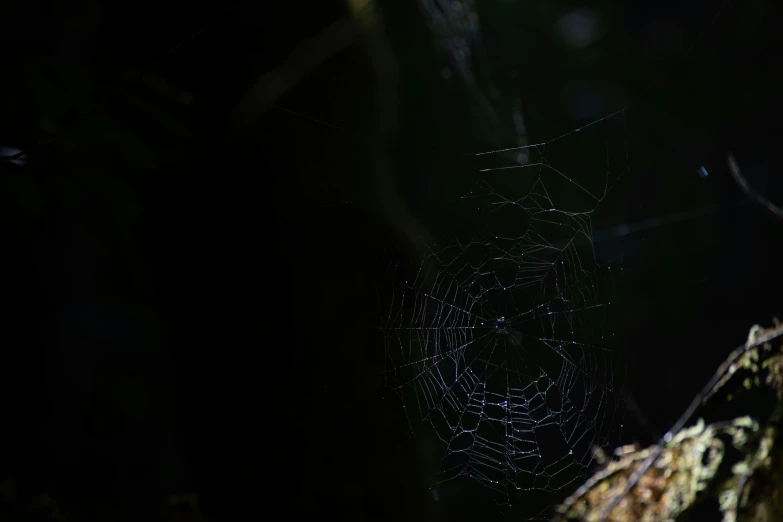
top-left (233, 14), bottom-right (366, 129)
top-left (728, 153), bottom-right (783, 221)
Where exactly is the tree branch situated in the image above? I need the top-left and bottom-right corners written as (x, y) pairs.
top-left (728, 153), bottom-right (783, 221)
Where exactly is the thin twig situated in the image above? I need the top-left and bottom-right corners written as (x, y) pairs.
top-left (728, 153), bottom-right (783, 221)
top-left (233, 14), bottom-right (365, 130)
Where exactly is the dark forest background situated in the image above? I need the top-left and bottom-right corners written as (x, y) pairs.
top-left (2, 0), bottom-right (783, 521)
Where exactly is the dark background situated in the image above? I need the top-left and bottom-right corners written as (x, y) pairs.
top-left (2, 0), bottom-right (783, 521)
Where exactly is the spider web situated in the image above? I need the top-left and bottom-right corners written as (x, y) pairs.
top-left (380, 2), bottom-right (631, 518)
top-left (382, 111), bottom-right (629, 517)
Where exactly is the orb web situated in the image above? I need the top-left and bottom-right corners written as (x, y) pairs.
top-left (382, 110), bottom-right (630, 517)
top-left (377, 1), bottom-right (637, 518)
top-left (372, 0), bottom-right (741, 517)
